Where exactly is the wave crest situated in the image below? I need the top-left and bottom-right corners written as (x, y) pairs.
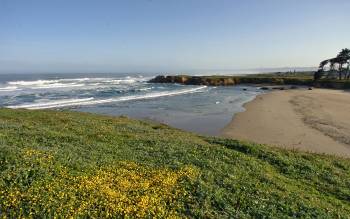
top-left (7, 86), bottom-right (207, 109)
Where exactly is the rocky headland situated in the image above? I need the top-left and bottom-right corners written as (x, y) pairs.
top-left (149, 75), bottom-right (350, 89)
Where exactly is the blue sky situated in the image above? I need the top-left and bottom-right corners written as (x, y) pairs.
top-left (1, 0), bottom-right (349, 74)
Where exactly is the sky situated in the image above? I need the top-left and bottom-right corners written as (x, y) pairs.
top-left (0, 0), bottom-right (349, 74)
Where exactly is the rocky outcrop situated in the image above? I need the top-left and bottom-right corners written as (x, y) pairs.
top-left (149, 75), bottom-right (314, 87)
top-left (149, 75), bottom-right (237, 86)
top-left (149, 75), bottom-right (350, 89)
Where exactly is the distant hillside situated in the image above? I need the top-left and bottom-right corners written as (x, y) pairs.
top-left (0, 109), bottom-right (349, 218)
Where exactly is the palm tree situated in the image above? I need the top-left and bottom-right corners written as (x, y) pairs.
top-left (315, 59), bottom-right (329, 80)
top-left (319, 59), bottom-right (329, 71)
top-left (338, 48), bottom-right (350, 58)
top-left (337, 48), bottom-right (350, 79)
top-left (316, 48), bottom-right (350, 80)
top-left (336, 57), bottom-right (346, 80)
top-left (328, 58), bottom-right (340, 79)
top-left (348, 57), bottom-right (350, 80)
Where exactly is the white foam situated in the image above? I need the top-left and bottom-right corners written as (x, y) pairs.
top-left (107, 79), bottom-right (137, 84)
top-left (6, 77), bottom-right (146, 90)
top-left (0, 86), bottom-right (20, 92)
top-left (58, 78), bottom-right (112, 82)
top-left (7, 78), bottom-right (106, 86)
top-left (58, 78), bottom-right (90, 82)
top-left (7, 86), bottom-right (207, 109)
top-left (34, 83), bottom-right (85, 89)
top-left (137, 87), bottom-right (152, 91)
top-left (8, 80), bottom-right (60, 86)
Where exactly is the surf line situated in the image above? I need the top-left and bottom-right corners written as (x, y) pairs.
top-left (7, 86), bottom-right (207, 110)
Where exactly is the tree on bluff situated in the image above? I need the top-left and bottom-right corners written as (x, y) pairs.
top-left (315, 48), bottom-right (350, 80)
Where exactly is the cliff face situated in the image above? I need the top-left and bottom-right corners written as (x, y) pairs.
top-left (149, 75), bottom-right (313, 86)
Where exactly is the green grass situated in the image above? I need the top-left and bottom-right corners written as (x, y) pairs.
top-left (0, 108), bottom-right (349, 218)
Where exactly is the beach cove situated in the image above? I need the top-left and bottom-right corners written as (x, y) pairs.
top-left (222, 88), bottom-right (350, 157)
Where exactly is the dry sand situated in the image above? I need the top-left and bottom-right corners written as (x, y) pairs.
top-left (221, 88), bottom-right (350, 157)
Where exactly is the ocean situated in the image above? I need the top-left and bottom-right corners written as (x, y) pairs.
top-left (0, 73), bottom-right (264, 135)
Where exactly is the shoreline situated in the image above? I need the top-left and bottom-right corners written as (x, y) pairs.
top-left (221, 88), bottom-right (350, 157)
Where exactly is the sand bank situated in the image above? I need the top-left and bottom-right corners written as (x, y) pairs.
top-left (222, 88), bottom-right (350, 157)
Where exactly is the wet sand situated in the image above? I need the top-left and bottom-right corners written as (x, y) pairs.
top-left (221, 88), bottom-right (350, 157)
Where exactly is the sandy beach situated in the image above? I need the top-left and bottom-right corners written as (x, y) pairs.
top-left (222, 88), bottom-right (350, 157)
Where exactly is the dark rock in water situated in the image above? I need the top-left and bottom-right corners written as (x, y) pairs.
top-left (260, 87), bottom-right (269, 90)
top-left (290, 86), bottom-right (298, 89)
top-left (243, 88), bottom-right (247, 91)
top-left (279, 87), bottom-right (285, 90)
top-left (149, 75), bottom-right (167, 83)
top-left (308, 87), bottom-right (313, 90)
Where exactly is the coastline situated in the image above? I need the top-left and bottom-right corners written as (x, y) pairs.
top-left (221, 88), bottom-right (350, 157)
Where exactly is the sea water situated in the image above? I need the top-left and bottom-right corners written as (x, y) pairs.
top-left (0, 73), bottom-right (264, 135)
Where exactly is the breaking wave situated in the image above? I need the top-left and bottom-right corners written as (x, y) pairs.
top-left (4, 77), bottom-right (147, 90)
top-left (7, 86), bottom-right (207, 109)
top-left (0, 86), bottom-right (20, 92)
